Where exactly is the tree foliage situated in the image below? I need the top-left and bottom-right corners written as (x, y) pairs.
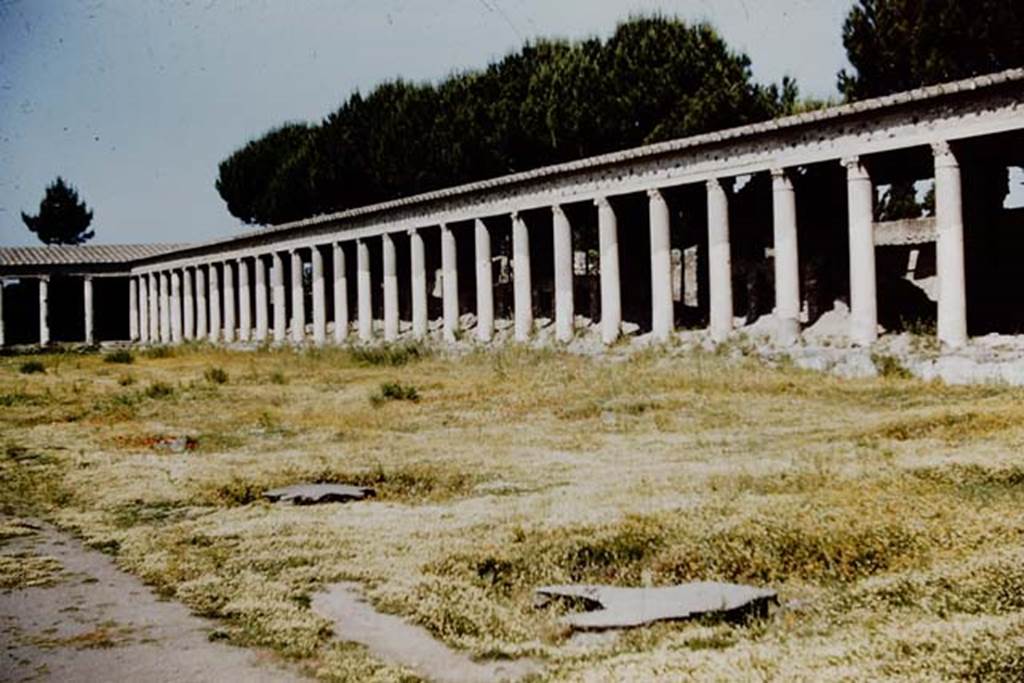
top-left (838, 0), bottom-right (1024, 100)
top-left (21, 177), bottom-right (95, 245)
top-left (216, 16), bottom-right (797, 227)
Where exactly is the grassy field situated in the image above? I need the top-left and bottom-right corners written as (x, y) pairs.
top-left (2, 341), bottom-right (1024, 681)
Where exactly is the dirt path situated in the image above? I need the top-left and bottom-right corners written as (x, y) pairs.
top-left (0, 519), bottom-right (304, 683)
top-left (312, 582), bottom-right (540, 683)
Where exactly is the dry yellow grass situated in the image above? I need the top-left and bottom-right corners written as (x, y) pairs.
top-left (2, 342), bottom-right (1024, 680)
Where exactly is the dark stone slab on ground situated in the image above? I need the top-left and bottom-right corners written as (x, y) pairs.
top-left (535, 582), bottom-right (778, 630)
top-left (262, 483), bottom-right (375, 505)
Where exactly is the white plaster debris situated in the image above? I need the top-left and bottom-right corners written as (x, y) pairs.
top-left (263, 483), bottom-right (375, 505)
top-left (535, 582), bottom-right (778, 630)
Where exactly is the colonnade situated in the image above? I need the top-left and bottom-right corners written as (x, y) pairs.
top-left (0, 274), bottom-right (103, 347)
top-left (130, 141), bottom-right (968, 349)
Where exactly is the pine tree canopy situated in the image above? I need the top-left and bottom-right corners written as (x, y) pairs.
top-left (21, 176), bottom-right (95, 245)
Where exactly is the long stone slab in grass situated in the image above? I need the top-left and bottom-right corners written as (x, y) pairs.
top-left (263, 483), bottom-right (375, 505)
top-left (535, 582), bottom-right (777, 630)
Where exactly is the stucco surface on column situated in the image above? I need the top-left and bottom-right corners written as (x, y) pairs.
top-left (209, 265), bottom-right (221, 343)
top-left (195, 267), bottom-right (208, 340)
top-left (382, 234), bottom-right (399, 342)
top-left (222, 262), bottom-right (236, 343)
top-left (138, 277), bottom-right (149, 343)
top-left (474, 219), bottom-right (494, 342)
top-left (844, 157), bottom-right (878, 345)
top-left (648, 189), bottom-right (673, 342)
top-left (38, 277), bottom-right (50, 346)
top-left (311, 247), bottom-right (326, 345)
top-left (772, 169), bottom-right (800, 346)
top-left (148, 274), bottom-right (159, 342)
top-left (237, 259), bottom-right (251, 342)
top-left (183, 269), bottom-right (195, 340)
top-left (441, 226), bottom-right (458, 342)
top-left (553, 205), bottom-right (574, 342)
top-left (271, 253), bottom-right (286, 343)
top-left (596, 198), bottom-right (621, 345)
top-left (934, 141), bottom-right (968, 348)
top-left (254, 257), bottom-right (268, 342)
top-left (706, 179), bottom-right (734, 342)
top-left (0, 281), bottom-right (5, 347)
top-left (409, 230), bottom-right (427, 339)
top-left (83, 276), bottom-right (95, 344)
top-left (332, 243), bottom-right (348, 343)
top-left (128, 277), bottom-right (139, 341)
top-left (512, 213), bottom-right (533, 342)
top-left (357, 240), bottom-right (372, 341)
top-left (159, 272), bottom-right (171, 343)
top-left (290, 251), bottom-right (305, 343)
top-left (170, 271), bottom-right (182, 343)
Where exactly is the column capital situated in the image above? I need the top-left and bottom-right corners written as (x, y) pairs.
top-left (593, 195), bottom-right (611, 209)
top-left (646, 187), bottom-right (664, 201)
top-left (932, 140), bottom-right (958, 167)
top-left (706, 176), bottom-right (734, 193)
top-left (771, 168), bottom-right (794, 189)
top-left (551, 204), bottom-right (566, 217)
top-left (841, 156), bottom-right (871, 179)
top-left (406, 226), bottom-right (419, 237)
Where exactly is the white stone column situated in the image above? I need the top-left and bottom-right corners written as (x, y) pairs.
top-left (382, 234), bottom-right (399, 342)
top-left (441, 225), bottom-right (459, 342)
top-left (148, 273), bottom-right (159, 342)
top-left (254, 256), bottom-right (268, 342)
top-left (553, 205), bottom-right (574, 342)
top-left (596, 198), bottom-right (621, 345)
top-left (290, 250), bottom-right (305, 343)
top-left (222, 261), bottom-right (235, 343)
top-left (159, 271), bottom-right (171, 343)
top-left (332, 243), bottom-right (348, 343)
top-left (38, 277), bottom-right (50, 346)
top-left (170, 271), bottom-right (182, 343)
top-left (706, 178), bottom-right (734, 343)
top-left (512, 212), bottom-right (533, 342)
top-left (648, 189), bottom-right (673, 342)
top-left (474, 219), bottom-right (494, 342)
top-left (138, 276), bottom-right (149, 343)
top-left (0, 280), bottom-right (4, 347)
top-left (311, 246), bottom-right (326, 345)
top-left (934, 141), bottom-right (968, 348)
top-left (357, 240), bottom-right (372, 341)
top-left (844, 157), bottom-right (878, 345)
top-left (771, 169), bottom-right (801, 346)
top-left (195, 266), bottom-right (208, 340)
top-left (183, 269), bottom-right (195, 340)
top-left (83, 276), bottom-right (95, 345)
top-left (209, 264), bottom-right (221, 343)
top-left (271, 252), bottom-right (287, 343)
top-left (237, 258), bottom-right (251, 342)
top-left (409, 230), bottom-right (427, 339)
top-left (128, 277), bottom-right (139, 342)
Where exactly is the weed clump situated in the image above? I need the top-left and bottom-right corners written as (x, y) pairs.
top-left (370, 381), bottom-right (420, 405)
top-left (18, 361), bottom-right (45, 375)
top-left (351, 342), bottom-right (426, 367)
top-left (144, 381), bottom-right (175, 399)
top-left (872, 353), bottom-right (912, 379)
top-left (142, 346), bottom-right (176, 359)
top-left (103, 349), bottom-right (134, 365)
top-left (204, 367), bottom-right (229, 384)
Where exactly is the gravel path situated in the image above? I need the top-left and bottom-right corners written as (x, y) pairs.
top-left (0, 519), bottom-right (304, 682)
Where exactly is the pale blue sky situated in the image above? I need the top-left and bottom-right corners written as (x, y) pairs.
top-left (0, 0), bottom-right (855, 247)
